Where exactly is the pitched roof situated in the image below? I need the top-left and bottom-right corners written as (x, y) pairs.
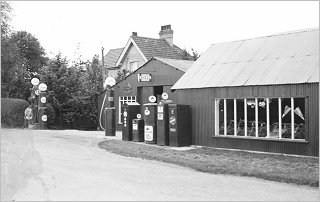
top-left (172, 28), bottom-right (319, 90)
top-left (115, 35), bottom-right (192, 66)
top-left (131, 36), bottom-right (188, 60)
top-left (104, 48), bottom-right (123, 68)
top-left (154, 57), bottom-right (194, 72)
top-left (114, 57), bottom-right (193, 87)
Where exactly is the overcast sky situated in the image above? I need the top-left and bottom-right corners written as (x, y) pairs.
top-left (10, 1), bottom-right (319, 62)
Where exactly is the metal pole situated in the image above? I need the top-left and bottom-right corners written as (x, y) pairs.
top-left (101, 47), bottom-right (106, 78)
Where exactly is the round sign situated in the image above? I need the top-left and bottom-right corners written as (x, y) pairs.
top-left (31, 78), bottom-right (40, 86)
top-left (162, 93), bottom-right (168, 100)
top-left (104, 77), bottom-right (116, 88)
top-left (145, 109), bottom-right (150, 116)
top-left (35, 90), bottom-right (41, 96)
top-left (38, 83), bottom-right (47, 91)
top-left (149, 96), bottom-right (156, 103)
top-left (42, 115), bottom-right (47, 122)
top-left (169, 116), bottom-right (176, 125)
top-left (25, 107), bottom-right (33, 120)
top-left (137, 114), bottom-right (141, 119)
top-left (40, 97), bottom-right (47, 103)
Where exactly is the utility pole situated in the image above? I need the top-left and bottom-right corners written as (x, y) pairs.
top-left (101, 47), bottom-right (106, 79)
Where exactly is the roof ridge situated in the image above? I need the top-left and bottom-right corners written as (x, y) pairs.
top-left (109, 47), bottom-right (124, 51)
top-left (210, 27), bottom-right (319, 46)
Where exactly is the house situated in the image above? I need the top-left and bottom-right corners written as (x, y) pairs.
top-left (98, 57), bottom-right (194, 131)
top-left (101, 25), bottom-right (192, 81)
top-left (171, 28), bottom-right (319, 156)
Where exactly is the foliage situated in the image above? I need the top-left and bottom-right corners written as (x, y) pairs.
top-left (1, 31), bottom-right (48, 100)
top-left (115, 68), bottom-right (130, 83)
top-left (1, 1), bottom-right (12, 38)
top-left (39, 53), bottom-right (103, 129)
top-left (182, 48), bottom-right (200, 61)
top-left (1, 98), bottom-right (29, 128)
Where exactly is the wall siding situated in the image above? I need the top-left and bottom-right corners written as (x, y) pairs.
top-left (175, 83), bottom-right (319, 156)
top-left (99, 59), bottom-right (186, 131)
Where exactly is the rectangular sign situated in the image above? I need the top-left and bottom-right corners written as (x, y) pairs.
top-left (158, 113), bottom-right (163, 120)
top-left (144, 125), bottom-right (153, 141)
top-left (132, 123), bottom-right (138, 130)
top-left (137, 73), bottom-right (152, 82)
top-left (158, 106), bottom-right (163, 113)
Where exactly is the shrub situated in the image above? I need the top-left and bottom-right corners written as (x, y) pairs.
top-left (1, 98), bottom-right (29, 128)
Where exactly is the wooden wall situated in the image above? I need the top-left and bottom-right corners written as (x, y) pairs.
top-left (175, 83), bottom-right (319, 156)
top-left (98, 59), bottom-right (185, 131)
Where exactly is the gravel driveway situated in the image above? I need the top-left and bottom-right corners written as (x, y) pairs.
top-left (1, 129), bottom-right (319, 201)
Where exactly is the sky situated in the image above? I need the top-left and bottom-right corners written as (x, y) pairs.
top-left (9, 1), bottom-right (319, 62)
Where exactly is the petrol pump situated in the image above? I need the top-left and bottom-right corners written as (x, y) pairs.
top-left (143, 96), bottom-right (158, 144)
top-left (101, 77), bottom-right (116, 136)
top-left (168, 104), bottom-right (192, 147)
top-left (157, 92), bottom-right (173, 146)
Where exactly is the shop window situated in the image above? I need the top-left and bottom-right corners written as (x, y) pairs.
top-left (217, 99), bottom-right (225, 135)
top-left (236, 99), bottom-right (245, 136)
top-left (118, 96), bottom-right (137, 124)
top-left (226, 99), bottom-right (234, 135)
top-left (269, 98), bottom-right (280, 138)
top-left (246, 98), bottom-right (256, 137)
top-left (215, 97), bottom-right (306, 140)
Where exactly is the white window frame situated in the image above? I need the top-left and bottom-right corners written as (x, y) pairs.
top-left (118, 96), bottom-right (137, 124)
top-left (215, 97), bottom-right (305, 141)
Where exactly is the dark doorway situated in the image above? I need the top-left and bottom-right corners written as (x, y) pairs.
top-left (154, 86), bottom-right (163, 103)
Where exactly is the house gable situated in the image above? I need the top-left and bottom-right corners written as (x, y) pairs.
top-left (116, 37), bottom-right (148, 67)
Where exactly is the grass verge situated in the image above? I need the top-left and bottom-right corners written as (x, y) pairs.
top-left (98, 139), bottom-right (319, 187)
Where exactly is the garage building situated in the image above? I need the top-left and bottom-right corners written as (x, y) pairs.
top-left (99, 57), bottom-right (194, 131)
top-left (172, 28), bottom-right (319, 156)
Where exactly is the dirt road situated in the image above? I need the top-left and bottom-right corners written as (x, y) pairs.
top-left (1, 129), bottom-right (319, 201)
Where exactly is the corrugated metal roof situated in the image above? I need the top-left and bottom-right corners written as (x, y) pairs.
top-left (154, 57), bottom-right (194, 72)
top-left (172, 28), bottom-right (319, 90)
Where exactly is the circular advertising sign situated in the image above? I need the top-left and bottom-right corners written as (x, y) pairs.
top-left (40, 97), bottom-right (47, 103)
top-left (161, 93), bottom-right (168, 100)
top-left (149, 96), bottom-right (156, 103)
top-left (31, 78), bottom-right (40, 86)
top-left (42, 115), bottom-right (47, 122)
top-left (104, 77), bottom-right (116, 89)
top-left (38, 83), bottom-right (47, 91)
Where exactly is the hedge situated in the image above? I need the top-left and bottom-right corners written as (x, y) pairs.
top-left (1, 98), bottom-right (30, 128)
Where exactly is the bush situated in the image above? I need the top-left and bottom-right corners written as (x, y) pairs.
top-left (1, 98), bottom-right (29, 128)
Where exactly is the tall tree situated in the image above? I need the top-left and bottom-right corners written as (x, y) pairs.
top-left (1, 31), bottom-right (48, 99)
top-left (1, 1), bottom-right (12, 38)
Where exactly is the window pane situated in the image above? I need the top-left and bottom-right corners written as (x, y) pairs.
top-left (226, 99), bottom-right (234, 135)
top-left (218, 99), bottom-right (225, 135)
top-left (294, 98), bottom-right (305, 139)
top-left (258, 98), bottom-right (267, 137)
top-left (236, 99), bottom-right (245, 136)
top-left (281, 98), bottom-right (292, 139)
top-left (269, 98), bottom-right (279, 138)
top-left (246, 98), bottom-right (256, 136)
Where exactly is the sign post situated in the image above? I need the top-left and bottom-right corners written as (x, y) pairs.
top-left (29, 78), bottom-right (48, 129)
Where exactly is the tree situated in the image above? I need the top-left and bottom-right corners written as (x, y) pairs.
top-left (1, 1), bottom-right (12, 38)
top-left (115, 68), bottom-right (130, 83)
top-left (39, 53), bottom-right (103, 129)
top-left (182, 48), bottom-right (201, 61)
top-left (1, 31), bottom-right (48, 99)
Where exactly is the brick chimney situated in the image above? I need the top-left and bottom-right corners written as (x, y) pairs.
top-left (132, 32), bottom-right (137, 36)
top-left (159, 24), bottom-right (173, 46)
